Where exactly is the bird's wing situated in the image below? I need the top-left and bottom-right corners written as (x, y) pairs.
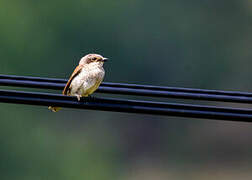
top-left (62, 65), bottom-right (83, 95)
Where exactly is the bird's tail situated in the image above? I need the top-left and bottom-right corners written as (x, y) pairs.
top-left (48, 106), bottom-right (62, 112)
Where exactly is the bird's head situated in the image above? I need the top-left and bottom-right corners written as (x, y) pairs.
top-left (79, 53), bottom-right (108, 66)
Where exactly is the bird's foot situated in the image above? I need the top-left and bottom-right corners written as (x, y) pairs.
top-left (75, 95), bottom-right (82, 101)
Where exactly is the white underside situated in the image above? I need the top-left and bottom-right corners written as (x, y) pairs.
top-left (69, 62), bottom-right (105, 97)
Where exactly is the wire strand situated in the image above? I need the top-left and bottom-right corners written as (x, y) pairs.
top-left (1, 89), bottom-right (252, 122)
top-left (1, 74), bottom-right (252, 96)
top-left (1, 75), bottom-right (252, 104)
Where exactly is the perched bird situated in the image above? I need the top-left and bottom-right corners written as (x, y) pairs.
top-left (48, 53), bottom-right (108, 112)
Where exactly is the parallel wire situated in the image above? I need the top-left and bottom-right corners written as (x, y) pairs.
top-left (0, 89), bottom-right (252, 122)
top-left (1, 74), bottom-right (252, 121)
top-left (1, 75), bottom-right (252, 104)
top-left (1, 74), bottom-right (252, 96)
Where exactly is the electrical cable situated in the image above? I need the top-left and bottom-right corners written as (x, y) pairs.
top-left (1, 74), bottom-right (252, 122)
top-left (1, 74), bottom-right (252, 104)
top-left (0, 89), bottom-right (252, 122)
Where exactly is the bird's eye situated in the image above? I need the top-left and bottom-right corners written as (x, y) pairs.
top-left (92, 57), bottom-right (97, 60)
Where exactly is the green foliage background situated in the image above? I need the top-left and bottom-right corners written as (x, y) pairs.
top-left (1, 0), bottom-right (252, 179)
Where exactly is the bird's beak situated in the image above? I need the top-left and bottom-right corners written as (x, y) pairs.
top-left (102, 57), bottom-right (108, 62)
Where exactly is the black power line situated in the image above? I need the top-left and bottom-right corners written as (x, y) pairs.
top-left (1, 74), bottom-right (252, 96)
top-left (1, 89), bottom-right (252, 122)
top-left (1, 74), bottom-right (252, 122)
top-left (1, 75), bottom-right (252, 104)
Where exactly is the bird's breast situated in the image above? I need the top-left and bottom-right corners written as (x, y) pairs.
top-left (70, 66), bottom-right (105, 96)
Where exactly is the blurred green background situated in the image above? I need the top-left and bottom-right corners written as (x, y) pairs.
top-left (1, 0), bottom-right (252, 179)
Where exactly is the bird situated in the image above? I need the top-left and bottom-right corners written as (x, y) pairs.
top-left (48, 53), bottom-right (108, 112)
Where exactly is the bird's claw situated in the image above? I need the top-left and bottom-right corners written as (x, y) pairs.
top-left (76, 95), bottom-right (81, 101)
